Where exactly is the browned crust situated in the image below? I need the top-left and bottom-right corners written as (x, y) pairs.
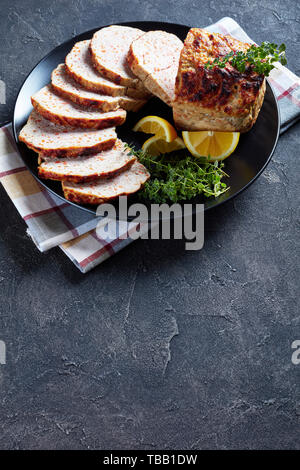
top-left (173, 28), bottom-right (266, 132)
top-left (175, 29), bottom-right (258, 109)
top-left (19, 135), bottom-right (116, 158)
top-left (62, 185), bottom-right (106, 204)
top-left (62, 177), bottom-right (149, 205)
top-left (38, 157), bottom-right (136, 183)
top-left (31, 96), bottom-right (126, 130)
top-left (126, 46), bottom-right (135, 68)
top-left (175, 66), bottom-right (264, 110)
top-left (173, 78), bottom-right (266, 132)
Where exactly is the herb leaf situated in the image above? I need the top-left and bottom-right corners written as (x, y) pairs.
top-left (204, 41), bottom-right (287, 76)
top-left (125, 145), bottom-right (229, 204)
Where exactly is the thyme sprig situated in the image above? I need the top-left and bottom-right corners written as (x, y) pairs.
top-left (205, 41), bottom-right (286, 76)
top-left (125, 145), bottom-right (229, 203)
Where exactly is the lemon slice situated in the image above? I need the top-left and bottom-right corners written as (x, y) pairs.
top-left (142, 136), bottom-right (185, 157)
top-left (133, 115), bottom-right (178, 143)
top-left (182, 130), bottom-right (240, 161)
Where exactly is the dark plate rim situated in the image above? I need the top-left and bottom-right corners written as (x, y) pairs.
top-left (12, 20), bottom-right (280, 216)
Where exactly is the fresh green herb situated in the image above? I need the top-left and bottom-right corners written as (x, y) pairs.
top-left (205, 41), bottom-right (286, 76)
top-left (125, 145), bottom-right (229, 203)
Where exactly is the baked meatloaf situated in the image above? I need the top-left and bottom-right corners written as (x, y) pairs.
top-left (173, 28), bottom-right (266, 132)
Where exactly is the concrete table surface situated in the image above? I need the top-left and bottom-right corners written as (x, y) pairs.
top-left (0, 0), bottom-right (299, 450)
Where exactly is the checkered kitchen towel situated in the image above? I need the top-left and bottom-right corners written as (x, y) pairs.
top-left (0, 17), bottom-right (299, 273)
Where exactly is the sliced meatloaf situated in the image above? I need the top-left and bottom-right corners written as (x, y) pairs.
top-left (90, 25), bottom-right (145, 86)
top-left (173, 28), bottom-right (266, 132)
top-left (62, 161), bottom-right (150, 204)
top-left (19, 110), bottom-right (117, 158)
top-left (31, 85), bottom-right (127, 129)
top-left (38, 139), bottom-right (136, 183)
top-left (51, 64), bottom-right (146, 112)
top-left (127, 30), bottom-right (183, 106)
top-left (66, 40), bottom-right (150, 99)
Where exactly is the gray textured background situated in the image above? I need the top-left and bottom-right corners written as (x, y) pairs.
top-left (0, 0), bottom-right (299, 450)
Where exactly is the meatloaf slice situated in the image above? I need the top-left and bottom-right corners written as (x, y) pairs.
top-left (51, 64), bottom-right (146, 112)
top-left (38, 139), bottom-right (136, 183)
top-left (66, 40), bottom-right (150, 99)
top-left (90, 25), bottom-right (145, 86)
top-left (62, 161), bottom-right (150, 205)
top-left (31, 85), bottom-right (127, 129)
top-left (19, 110), bottom-right (116, 158)
top-left (173, 28), bottom-right (266, 132)
top-left (66, 40), bottom-right (125, 96)
top-left (127, 30), bottom-right (183, 106)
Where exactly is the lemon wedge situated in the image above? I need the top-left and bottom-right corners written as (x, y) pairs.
top-left (133, 115), bottom-right (178, 143)
top-left (182, 130), bottom-right (240, 161)
top-left (142, 136), bottom-right (185, 157)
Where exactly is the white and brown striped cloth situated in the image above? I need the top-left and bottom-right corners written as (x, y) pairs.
top-left (0, 17), bottom-right (299, 272)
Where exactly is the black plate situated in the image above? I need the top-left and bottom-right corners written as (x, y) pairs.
top-left (13, 21), bottom-right (280, 216)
